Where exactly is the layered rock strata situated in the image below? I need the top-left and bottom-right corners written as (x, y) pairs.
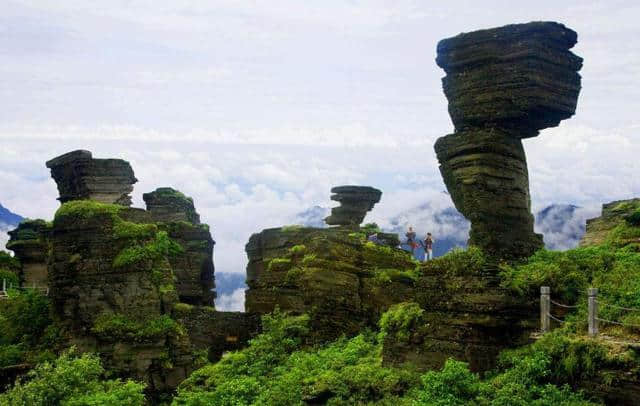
top-left (325, 186), bottom-right (382, 226)
top-left (6, 219), bottom-right (51, 288)
top-left (144, 187), bottom-right (215, 305)
top-left (46, 150), bottom-right (137, 206)
top-left (143, 187), bottom-right (201, 224)
top-left (434, 22), bottom-right (582, 260)
top-left (244, 226), bottom-right (536, 366)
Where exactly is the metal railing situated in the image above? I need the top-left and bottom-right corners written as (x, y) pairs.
top-left (540, 286), bottom-right (640, 337)
top-left (0, 278), bottom-right (49, 298)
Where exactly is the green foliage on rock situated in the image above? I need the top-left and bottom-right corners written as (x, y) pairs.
top-left (420, 246), bottom-right (487, 276)
top-left (113, 231), bottom-right (183, 268)
top-left (91, 313), bottom-right (184, 342)
top-left (500, 240), bottom-right (640, 335)
top-left (173, 307), bottom-right (599, 406)
top-left (53, 200), bottom-right (122, 223)
top-left (0, 350), bottom-right (146, 405)
top-left (0, 250), bottom-right (20, 271)
top-left (379, 302), bottom-right (424, 342)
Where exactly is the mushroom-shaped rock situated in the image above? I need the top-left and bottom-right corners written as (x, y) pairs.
top-left (325, 186), bottom-right (382, 227)
top-left (46, 150), bottom-right (137, 206)
top-left (434, 22), bottom-right (582, 260)
top-left (143, 187), bottom-right (201, 224)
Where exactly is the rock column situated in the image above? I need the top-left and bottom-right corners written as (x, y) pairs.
top-left (325, 186), bottom-right (382, 227)
top-left (434, 22), bottom-right (582, 259)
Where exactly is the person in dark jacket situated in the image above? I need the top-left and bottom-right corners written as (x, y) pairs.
top-left (424, 232), bottom-right (434, 261)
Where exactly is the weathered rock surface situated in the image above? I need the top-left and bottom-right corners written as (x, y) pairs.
top-left (46, 150), bottom-right (137, 206)
top-left (245, 226), bottom-right (536, 362)
top-left (581, 199), bottom-right (640, 247)
top-left (325, 186), bottom-right (382, 226)
top-left (6, 219), bottom-right (51, 288)
top-left (434, 21), bottom-right (582, 260)
top-left (144, 187), bottom-right (215, 305)
top-left (143, 187), bottom-right (201, 224)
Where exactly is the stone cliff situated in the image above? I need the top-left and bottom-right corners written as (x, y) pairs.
top-left (434, 22), bottom-right (583, 260)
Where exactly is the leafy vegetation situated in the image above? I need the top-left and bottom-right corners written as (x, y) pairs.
top-left (420, 246), bottom-right (487, 276)
top-left (172, 309), bottom-right (600, 405)
top-left (91, 313), bottom-right (184, 342)
top-left (0, 289), bottom-right (59, 368)
top-left (113, 231), bottom-right (183, 267)
top-left (0, 350), bottom-right (146, 405)
top-left (53, 200), bottom-right (122, 223)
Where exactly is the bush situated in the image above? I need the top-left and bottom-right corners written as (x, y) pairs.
top-left (0, 350), bottom-right (146, 405)
top-left (420, 246), bottom-right (486, 276)
top-left (92, 313), bottom-right (184, 342)
top-left (0, 289), bottom-right (54, 367)
top-left (378, 302), bottom-right (424, 341)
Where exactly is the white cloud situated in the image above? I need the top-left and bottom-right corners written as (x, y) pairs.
top-left (215, 288), bottom-right (245, 312)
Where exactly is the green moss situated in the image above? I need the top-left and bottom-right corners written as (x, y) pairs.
top-left (372, 268), bottom-right (418, 285)
top-left (54, 200), bottom-right (122, 223)
top-left (267, 258), bottom-right (293, 272)
top-left (288, 244), bottom-right (306, 256)
top-left (284, 267), bottom-right (305, 285)
top-left (420, 246), bottom-right (486, 276)
top-left (91, 313), bottom-right (184, 342)
top-left (173, 302), bottom-right (194, 314)
top-left (361, 222), bottom-right (381, 234)
top-left (378, 302), bottom-right (424, 342)
top-left (281, 225), bottom-right (303, 233)
top-left (152, 187), bottom-right (194, 204)
top-left (113, 231), bottom-right (183, 268)
top-left (606, 222), bottom-right (640, 247)
top-left (113, 221), bottom-right (157, 240)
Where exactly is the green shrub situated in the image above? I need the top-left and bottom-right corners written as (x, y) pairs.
top-left (361, 222), bottom-right (381, 235)
top-left (113, 231), bottom-right (183, 267)
top-left (379, 302), bottom-right (424, 342)
top-left (0, 350), bottom-right (146, 405)
top-left (372, 268), bottom-right (418, 285)
top-left (421, 246), bottom-right (486, 276)
top-left (113, 220), bottom-right (157, 240)
top-left (288, 244), bottom-right (306, 256)
top-left (625, 208), bottom-right (640, 226)
top-left (0, 251), bottom-right (20, 271)
top-left (91, 313), bottom-right (183, 342)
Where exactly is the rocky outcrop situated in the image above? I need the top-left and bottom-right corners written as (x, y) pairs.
top-left (244, 226), bottom-right (536, 365)
top-left (325, 186), bottom-right (382, 227)
top-left (46, 150), bottom-right (137, 206)
top-left (581, 199), bottom-right (640, 247)
top-left (143, 187), bottom-right (201, 224)
top-left (144, 187), bottom-right (215, 305)
top-left (6, 219), bottom-right (51, 288)
top-left (434, 22), bottom-right (582, 260)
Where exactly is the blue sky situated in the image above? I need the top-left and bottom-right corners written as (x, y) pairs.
top-left (1, 1), bottom-right (639, 301)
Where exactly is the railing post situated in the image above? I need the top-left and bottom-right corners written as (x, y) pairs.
top-left (588, 287), bottom-right (598, 337)
top-left (2, 279), bottom-right (5, 292)
top-left (540, 286), bottom-right (550, 333)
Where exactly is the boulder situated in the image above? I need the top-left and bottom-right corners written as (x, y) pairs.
top-left (143, 187), bottom-right (201, 224)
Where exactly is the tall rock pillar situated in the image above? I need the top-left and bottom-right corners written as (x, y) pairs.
top-left (434, 22), bottom-right (582, 259)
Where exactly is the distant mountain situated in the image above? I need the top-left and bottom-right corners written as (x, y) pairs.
top-left (1, 203), bottom-right (24, 250)
top-left (534, 204), bottom-right (600, 251)
top-left (0, 203), bottom-right (23, 228)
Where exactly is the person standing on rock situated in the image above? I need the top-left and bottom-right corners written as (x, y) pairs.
top-left (406, 226), bottom-right (417, 254)
top-left (424, 233), bottom-right (434, 261)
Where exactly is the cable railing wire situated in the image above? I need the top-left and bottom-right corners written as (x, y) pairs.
top-left (548, 313), bottom-right (566, 323)
top-left (596, 317), bottom-right (640, 329)
top-left (550, 299), bottom-right (580, 309)
top-left (595, 299), bottom-right (640, 313)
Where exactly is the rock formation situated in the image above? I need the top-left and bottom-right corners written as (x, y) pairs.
top-left (581, 198), bottom-right (640, 247)
top-left (143, 187), bottom-right (201, 224)
top-left (144, 187), bottom-right (215, 305)
top-left (46, 150), bottom-right (137, 206)
top-left (434, 22), bottom-right (583, 260)
top-left (325, 186), bottom-right (382, 227)
top-left (6, 219), bottom-right (51, 288)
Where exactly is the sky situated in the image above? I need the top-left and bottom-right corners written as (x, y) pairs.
top-left (1, 1), bottom-right (639, 309)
